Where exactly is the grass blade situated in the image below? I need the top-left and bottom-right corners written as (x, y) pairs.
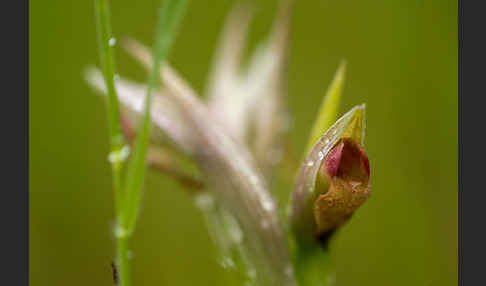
top-left (305, 60), bottom-right (346, 153)
top-left (94, 0), bottom-right (123, 148)
top-left (94, 0), bottom-right (125, 213)
top-left (120, 0), bottom-right (188, 235)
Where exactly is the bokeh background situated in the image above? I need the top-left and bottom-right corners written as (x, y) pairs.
top-left (30, 0), bottom-right (457, 285)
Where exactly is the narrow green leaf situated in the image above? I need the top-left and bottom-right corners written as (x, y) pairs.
top-left (95, 0), bottom-right (123, 148)
top-left (94, 1), bottom-right (133, 286)
top-left (94, 0), bottom-right (125, 214)
top-left (305, 60), bottom-right (346, 153)
top-left (121, 0), bottom-right (188, 234)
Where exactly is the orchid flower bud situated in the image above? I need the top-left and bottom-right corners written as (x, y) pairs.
top-left (289, 105), bottom-right (370, 244)
top-left (314, 137), bottom-right (370, 238)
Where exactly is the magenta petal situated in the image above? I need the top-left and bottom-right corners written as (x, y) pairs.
top-left (362, 150), bottom-right (370, 177)
top-left (324, 141), bottom-right (344, 178)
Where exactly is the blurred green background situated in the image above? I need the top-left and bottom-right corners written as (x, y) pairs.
top-left (30, 0), bottom-right (457, 285)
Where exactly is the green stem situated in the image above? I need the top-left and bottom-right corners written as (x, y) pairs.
top-left (294, 242), bottom-right (335, 286)
top-left (94, 0), bottom-right (131, 285)
top-left (116, 234), bottom-right (132, 286)
top-left (120, 0), bottom-right (188, 235)
top-left (94, 0), bottom-right (124, 214)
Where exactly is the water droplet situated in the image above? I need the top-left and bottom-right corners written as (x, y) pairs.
top-left (223, 212), bottom-right (243, 244)
top-left (114, 224), bottom-right (128, 238)
top-left (318, 151), bottom-right (324, 160)
top-left (220, 257), bottom-right (235, 269)
top-left (325, 138), bottom-right (330, 144)
top-left (307, 161), bottom-right (314, 167)
top-left (261, 199), bottom-right (275, 212)
top-left (109, 37), bottom-right (117, 47)
top-left (194, 193), bottom-right (214, 211)
top-left (108, 145), bottom-right (130, 164)
top-left (332, 130), bottom-right (337, 135)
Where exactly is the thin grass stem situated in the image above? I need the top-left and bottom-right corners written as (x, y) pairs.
top-left (116, 234), bottom-right (132, 286)
top-left (120, 0), bottom-right (188, 235)
top-left (94, 0), bottom-right (125, 214)
top-left (94, 1), bottom-right (131, 285)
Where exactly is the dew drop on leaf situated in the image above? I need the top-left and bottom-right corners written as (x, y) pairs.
top-left (109, 37), bottom-right (117, 47)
